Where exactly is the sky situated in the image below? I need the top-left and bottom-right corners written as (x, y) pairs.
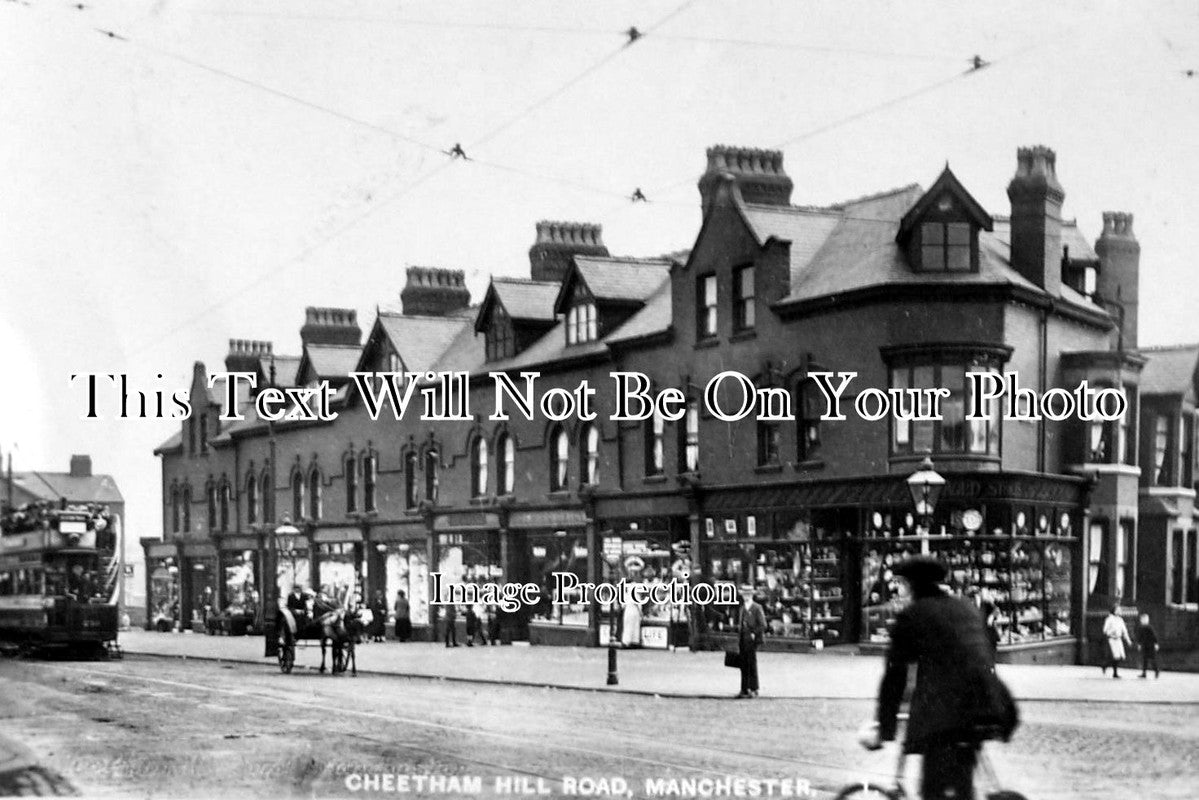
top-left (2, 0), bottom-right (1198, 559)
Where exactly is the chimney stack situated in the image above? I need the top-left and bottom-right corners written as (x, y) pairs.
top-left (1095, 212), bottom-right (1140, 350)
top-left (300, 307), bottom-right (361, 347)
top-left (1006, 145), bottom-right (1065, 296)
top-left (527, 221), bottom-right (608, 283)
top-left (698, 145), bottom-right (793, 215)
top-left (400, 267), bottom-right (472, 316)
top-left (225, 339), bottom-right (273, 374)
top-left (69, 454), bottom-right (92, 478)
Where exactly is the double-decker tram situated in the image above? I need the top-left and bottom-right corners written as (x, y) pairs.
top-left (0, 502), bottom-right (120, 656)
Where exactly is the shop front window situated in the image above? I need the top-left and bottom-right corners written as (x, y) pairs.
top-left (317, 542), bottom-right (357, 604)
top-left (384, 543), bottom-right (429, 626)
top-left (148, 557), bottom-right (180, 632)
top-left (599, 523), bottom-right (690, 647)
top-left (222, 551), bottom-right (259, 630)
top-left (275, 547), bottom-right (311, 599)
top-left (188, 558), bottom-right (218, 628)
top-left (530, 531), bottom-right (590, 627)
top-left (437, 532), bottom-right (502, 597)
top-left (863, 505), bottom-right (1077, 646)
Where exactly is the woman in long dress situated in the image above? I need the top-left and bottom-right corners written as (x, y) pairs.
top-left (1102, 604), bottom-right (1133, 678)
top-left (621, 596), bottom-right (643, 647)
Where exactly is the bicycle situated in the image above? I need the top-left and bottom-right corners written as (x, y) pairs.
top-left (835, 715), bottom-right (1028, 800)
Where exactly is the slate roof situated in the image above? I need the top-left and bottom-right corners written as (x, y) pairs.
top-left (490, 278), bottom-right (561, 322)
top-left (604, 279), bottom-right (673, 345)
top-left (303, 344), bottom-right (361, 379)
top-left (260, 355), bottom-right (302, 387)
top-left (744, 185), bottom-right (1107, 319)
top-left (572, 256), bottom-right (671, 303)
top-left (375, 313), bottom-right (474, 373)
top-left (1139, 344), bottom-right (1199, 400)
top-left (991, 218), bottom-right (1100, 263)
top-left (9, 471), bottom-right (123, 504)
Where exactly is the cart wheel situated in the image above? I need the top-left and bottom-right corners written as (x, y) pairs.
top-left (278, 641), bottom-right (295, 674)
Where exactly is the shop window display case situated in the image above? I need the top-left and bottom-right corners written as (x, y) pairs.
top-left (860, 506), bottom-right (1077, 647)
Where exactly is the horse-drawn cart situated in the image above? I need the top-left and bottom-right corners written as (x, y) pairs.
top-left (270, 602), bottom-right (368, 676)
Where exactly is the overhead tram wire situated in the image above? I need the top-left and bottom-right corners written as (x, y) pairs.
top-left (463, 0), bottom-right (700, 150)
top-left (62, 5), bottom-right (676, 356)
top-left (625, 27), bottom-right (1077, 211)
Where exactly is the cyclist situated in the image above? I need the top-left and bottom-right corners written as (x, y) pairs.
top-left (863, 555), bottom-right (1018, 799)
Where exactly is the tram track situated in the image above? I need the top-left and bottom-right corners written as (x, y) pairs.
top-left (34, 660), bottom-right (867, 797)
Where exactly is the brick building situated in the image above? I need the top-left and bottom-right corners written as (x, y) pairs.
top-left (147, 144), bottom-right (1199, 664)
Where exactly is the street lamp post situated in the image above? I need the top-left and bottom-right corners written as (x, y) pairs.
top-left (906, 456), bottom-right (945, 535)
top-left (263, 517), bottom-right (301, 658)
top-left (606, 552), bottom-right (620, 686)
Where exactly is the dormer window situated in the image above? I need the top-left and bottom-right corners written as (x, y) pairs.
top-left (565, 302), bottom-right (597, 345)
top-left (486, 306), bottom-right (515, 362)
top-left (920, 221), bottom-right (973, 272)
top-left (898, 167), bottom-right (992, 276)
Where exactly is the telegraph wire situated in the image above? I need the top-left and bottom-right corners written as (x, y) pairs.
top-left (463, 0), bottom-right (701, 151)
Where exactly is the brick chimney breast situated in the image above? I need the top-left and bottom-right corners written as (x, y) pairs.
top-left (300, 307), bottom-right (361, 346)
top-left (69, 454), bottom-right (92, 478)
top-left (400, 267), bottom-right (471, 316)
top-left (1095, 211), bottom-right (1140, 350)
top-left (698, 145), bottom-right (793, 215)
top-left (1006, 145), bottom-right (1065, 296)
top-left (528, 221), bottom-right (609, 283)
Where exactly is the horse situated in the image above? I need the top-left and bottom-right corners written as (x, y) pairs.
top-left (317, 605), bottom-right (369, 677)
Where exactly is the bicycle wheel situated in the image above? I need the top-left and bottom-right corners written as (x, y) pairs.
top-left (833, 782), bottom-right (902, 800)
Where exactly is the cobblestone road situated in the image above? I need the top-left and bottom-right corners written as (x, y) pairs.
top-left (0, 655), bottom-right (1194, 799)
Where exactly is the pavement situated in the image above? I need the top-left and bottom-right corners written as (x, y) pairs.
top-left (116, 629), bottom-right (1199, 704)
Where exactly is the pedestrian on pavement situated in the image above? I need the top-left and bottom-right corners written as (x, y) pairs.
top-left (465, 604), bottom-right (487, 646)
top-left (444, 603), bottom-right (459, 647)
top-left (1136, 612), bottom-right (1160, 679)
top-left (368, 591), bottom-right (387, 643)
top-left (486, 604), bottom-right (503, 645)
top-left (1102, 604), bottom-right (1133, 678)
top-left (736, 584), bottom-right (765, 699)
top-left (394, 590), bottom-right (411, 642)
top-left (865, 555), bottom-right (1018, 800)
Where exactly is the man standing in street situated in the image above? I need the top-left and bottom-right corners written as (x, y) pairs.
top-left (736, 584), bottom-right (765, 698)
top-left (865, 556), bottom-right (1017, 799)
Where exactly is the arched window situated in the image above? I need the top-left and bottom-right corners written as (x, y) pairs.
top-left (471, 437), bottom-right (489, 498)
top-left (246, 474), bottom-right (258, 525)
top-left (261, 467), bottom-right (273, 523)
top-left (206, 482), bottom-right (217, 530)
top-left (187, 420), bottom-right (196, 455)
top-left (219, 481), bottom-right (230, 532)
top-left (199, 414), bottom-right (209, 452)
top-left (309, 469), bottom-right (322, 520)
top-left (404, 451), bottom-right (418, 509)
top-left (580, 423), bottom-right (599, 485)
top-left (292, 472), bottom-right (304, 521)
top-left (497, 433), bottom-right (515, 495)
top-left (678, 400), bottom-right (699, 473)
top-left (181, 485), bottom-right (192, 531)
top-left (171, 486), bottom-right (181, 533)
top-left (363, 452), bottom-right (377, 513)
top-left (424, 450), bottom-right (439, 503)
top-left (345, 455), bottom-right (358, 514)
top-left (644, 410), bottom-right (665, 476)
top-left (550, 426), bottom-right (569, 491)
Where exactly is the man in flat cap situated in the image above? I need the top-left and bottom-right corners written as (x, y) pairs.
top-left (736, 584), bottom-right (766, 698)
top-left (865, 555), bottom-right (1018, 799)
